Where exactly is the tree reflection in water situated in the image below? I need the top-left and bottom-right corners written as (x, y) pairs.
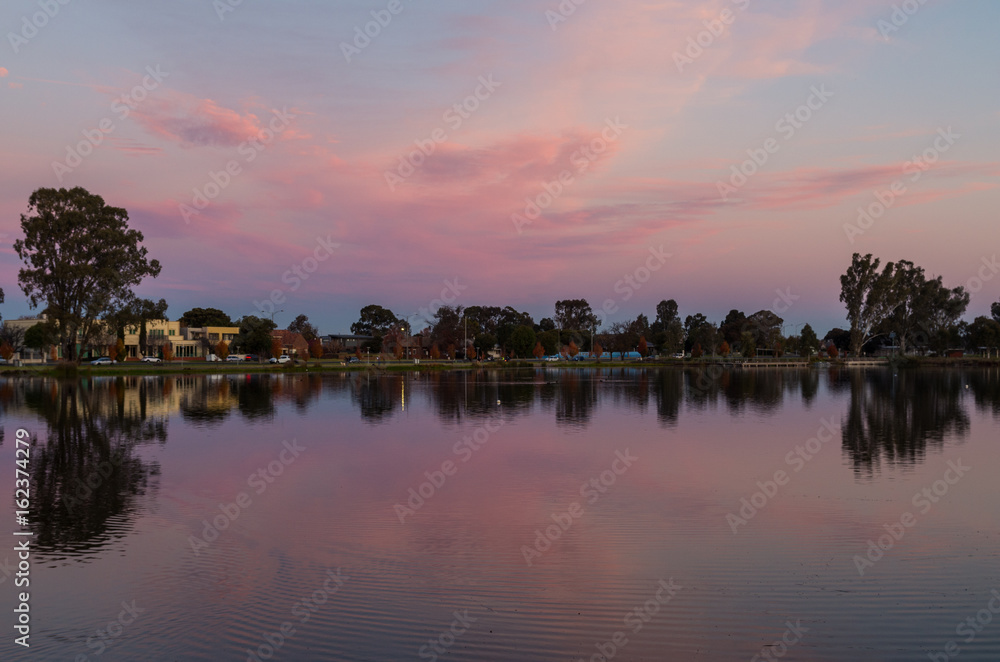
top-left (840, 369), bottom-right (971, 477)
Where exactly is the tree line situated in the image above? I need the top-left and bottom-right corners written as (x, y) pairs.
top-left (3, 187), bottom-right (999, 362)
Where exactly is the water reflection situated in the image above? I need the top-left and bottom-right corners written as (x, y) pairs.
top-left (13, 377), bottom-right (164, 556)
top-left (2, 369), bottom-right (995, 523)
top-left (840, 369), bottom-right (971, 476)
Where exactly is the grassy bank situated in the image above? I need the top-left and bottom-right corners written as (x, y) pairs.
top-left (1, 355), bottom-right (996, 378)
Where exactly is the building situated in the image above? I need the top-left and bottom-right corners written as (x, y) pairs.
top-left (322, 334), bottom-right (375, 351)
top-left (271, 330), bottom-right (309, 357)
top-left (181, 325), bottom-right (240, 356)
top-left (1, 316), bottom-right (241, 362)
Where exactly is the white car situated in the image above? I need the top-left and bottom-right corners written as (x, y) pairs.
top-left (91, 357), bottom-right (117, 365)
top-left (268, 355), bottom-right (292, 364)
top-left (141, 356), bottom-right (162, 364)
top-left (226, 354), bottom-right (244, 362)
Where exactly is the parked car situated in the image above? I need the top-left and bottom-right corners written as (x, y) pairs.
top-left (672, 352), bottom-right (685, 359)
top-left (205, 354), bottom-right (221, 362)
top-left (226, 354), bottom-right (244, 362)
top-left (268, 355), bottom-right (292, 364)
top-left (245, 354), bottom-right (259, 362)
top-left (141, 356), bottom-right (162, 364)
top-left (91, 357), bottom-right (116, 366)
top-left (348, 357), bottom-right (360, 364)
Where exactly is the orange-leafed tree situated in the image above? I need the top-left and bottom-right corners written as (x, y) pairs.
top-left (216, 340), bottom-right (229, 358)
top-left (393, 342), bottom-right (404, 360)
top-left (355, 346), bottom-right (362, 360)
top-left (162, 344), bottom-right (174, 361)
top-left (309, 338), bottom-right (323, 359)
top-left (447, 344), bottom-right (456, 360)
top-left (430, 344), bottom-right (441, 360)
top-left (116, 338), bottom-right (126, 361)
top-left (568, 340), bottom-right (579, 357)
top-left (828, 344), bottom-right (839, 359)
top-left (720, 340), bottom-right (731, 357)
top-left (593, 342), bottom-right (603, 361)
top-left (271, 337), bottom-right (283, 359)
top-left (0, 342), bottom-right (13, 361)
top-left (691, 342), bottom-right (703, 359)
top-left (637, 336), bottom-right (648, 358)
top-left (533, 341), bottom-right (544, 359)
top-left (107, 341), bottom-right (118, 362)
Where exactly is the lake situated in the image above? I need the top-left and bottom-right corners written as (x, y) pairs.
top-left (1, 366), bottom-right (999, 661)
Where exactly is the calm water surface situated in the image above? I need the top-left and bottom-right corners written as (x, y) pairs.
top-left (1, 367), bottom-right (999, 661)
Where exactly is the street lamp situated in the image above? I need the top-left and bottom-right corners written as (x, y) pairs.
top-left (270, 309), bottom-right (284, 324)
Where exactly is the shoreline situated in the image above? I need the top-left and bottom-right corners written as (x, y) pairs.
top-left (0, 356), bottom-right (997, 378)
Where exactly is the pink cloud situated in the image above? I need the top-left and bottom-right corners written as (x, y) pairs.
top-left (0, 67), bottom-right (8, 78)
top-left (130, 90), bottom-right (295, 148)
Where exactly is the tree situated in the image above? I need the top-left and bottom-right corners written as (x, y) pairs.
top-left (638, 336), bottom-right (648, 357)
top-left (655, 299), bottom-right (679, 330)
top-left (127, 298), bottom-right (168, 356)
top-left (474, 333), bottom-right (497, 359)
top-left (568, 340), bottom-right (579, 357)
top-left (14, 187), bottom-right (161, 361)
top-left (828, 344), bottom-right (839, 359)
top-left (351, 305), bottom-right (400, 337)
top-left (691, 342), bottom-right (703, 359)
top-left (508, 325), bottom-right (536, 358)
top-left (720, 309), bottom-right (748, 346)
top-left (233, 316), bottom-right (276, 357)
top-left (533, 341), bottom-right (545, 359)
top-left (554, 299), bottom-right (598, 331)
top-left (429, 344), bottom-right (441, 360)
top-left (162, 343), bottom-right (174, 361)
top-left (992, 301), bottom-right (1000, 325)
top-left (24, 322), bottom-right (55, 356)
top-left (919, 277), bottom-right (969, 354)
top-left (538, 329), bottom-right (560, 355)
top-left (967, 317), bottom-right (1000, 353)
top-left (179, 307), bottom-right (233, 328)
top-left (685, 313), bottom-right (718, 355)
top-left (430, 306), bottom-right (464, 351)
top-left (309, 338), bottom-right (324, 360)
top-left (271, 337), bottom-right (283, 359)
top-left (464, 306), bottom-right (502, 337)
top-left (496, 307), bottom-right (534, 352)
top-left (840, 253), bottom-right (898, 356)
top-left (720, 340), bottom-right (731, 357)
top-left (107, 339), bottom-right (119, 362)
top-left (884, 260), bottom-right (926, 354)
top-left (538, 317), bottom-right (556, 332)
top-left (288, 314), bottom-right (319, 341)
top-left (0, 324), bottom-right (26, 356)
top-left (799, 324), bottom-right (819, 356)
top-left (116, 338), bottom-right (125, 361)
top-left (745, 310), bottom-right (783, 353)
top-left (216, 340), bottom-right (229, 357)
top-left (0, 342), bottom-right (13, 361)
top-left (593, 341), bottom-right (604, 361)
top-left (740, 331), bottom-right (756, 358)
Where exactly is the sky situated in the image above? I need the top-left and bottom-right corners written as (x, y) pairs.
top-left (0, 0), bottom-right (998, 335)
